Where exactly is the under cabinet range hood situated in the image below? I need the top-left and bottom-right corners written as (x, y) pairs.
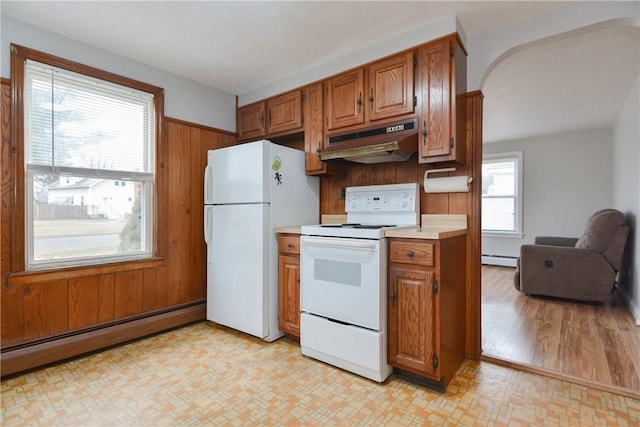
top-left (318, 118), bottom-right (418, 164)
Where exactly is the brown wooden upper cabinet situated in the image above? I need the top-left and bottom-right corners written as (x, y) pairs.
top-left (237, 101), bottom-right (267, 141)
top-left (302, 83), bottom-right (327, 175)
top-left (235, 33), bottom-right (467, 171)
top-left (325, 51), bottom-right (415, 132)
top-left (238, 89), bottom-right (303, 142)
top-left (417, 36), bottom-right (467, 164)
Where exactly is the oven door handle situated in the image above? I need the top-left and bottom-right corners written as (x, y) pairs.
top-left (301, 236), bottom-right (378, 250)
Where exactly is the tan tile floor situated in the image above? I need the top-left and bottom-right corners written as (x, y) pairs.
top-left (2, 321), bottom-right (639, 426)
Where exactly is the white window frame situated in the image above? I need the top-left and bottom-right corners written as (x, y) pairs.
top-left (482, 151), bottom-right (523, 238)
top-left (22, 60), bottom-right (156, 270)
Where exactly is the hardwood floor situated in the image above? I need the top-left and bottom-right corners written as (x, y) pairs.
top-left (481, 265), bottom-right (640, 396)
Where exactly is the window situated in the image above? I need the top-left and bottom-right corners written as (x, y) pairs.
top-left (16, 49), bottom-right (163, 270)
top-left (482, 151), bottom-right (523, 236)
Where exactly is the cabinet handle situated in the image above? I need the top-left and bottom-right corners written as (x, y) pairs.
top-left (357, 92), bottom-right (362, 114)
top-left (422, 121), bottom-right (428, 145)
top-left (369, 88), bottom-right (374, 110)
top-left (268, 110), bottom-right (272, 124)
top-left (296, 278), bottom-right (301, 284)
top-left (407, 250), bottom-right (414, 257)
top-left (260, 112), bottom-right (264, 125)
top-left (288, 244), bottom-right (294, 249)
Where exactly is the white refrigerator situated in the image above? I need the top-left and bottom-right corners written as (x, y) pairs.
top-left (204, 140), bottom-right (319, 342)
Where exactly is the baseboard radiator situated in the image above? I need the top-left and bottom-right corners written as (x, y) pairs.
top-left (0, 302), bottom-right (206, 377)
top-left (481, 254), bottom-right (518, 268)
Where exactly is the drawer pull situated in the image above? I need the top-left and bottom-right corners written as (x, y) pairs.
top-left (288, 244), bottom-right (294, 249)
top-left (406, 250), bottom-right (414, 257)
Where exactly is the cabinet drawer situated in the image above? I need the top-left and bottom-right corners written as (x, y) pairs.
top-left (278, 235), bottom-right (300, 255)
top-left (389, 241), bottom-right (434, 266)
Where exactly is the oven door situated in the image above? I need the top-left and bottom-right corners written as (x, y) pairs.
top-left (300, 235), bottom-right (384, 331)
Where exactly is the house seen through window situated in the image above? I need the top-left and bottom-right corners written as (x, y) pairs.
top-left (482, 151), bottom-right (523, 236)
top-left (24, 59), bottom-right (156, 269)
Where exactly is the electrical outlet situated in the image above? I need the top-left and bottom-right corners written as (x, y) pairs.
top-left (340, 187), bottom-right (346, 200)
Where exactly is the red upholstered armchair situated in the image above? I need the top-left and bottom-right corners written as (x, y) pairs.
top-left (513, 209), bottom-right (629, 302)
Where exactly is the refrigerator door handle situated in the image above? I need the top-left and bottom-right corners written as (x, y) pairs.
top-left (204, 206), bottom-right (213, 245)
top-left (204, 163), bottom-right (213, 204)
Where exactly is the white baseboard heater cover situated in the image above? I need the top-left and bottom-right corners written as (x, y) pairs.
top-left (481, 254), bottom-right (518, 267)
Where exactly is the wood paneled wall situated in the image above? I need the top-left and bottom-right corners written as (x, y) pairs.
top-left (1, 77), bottom-right (15, 344)
top-left (319, 154), bottom-right (474, 217)
top-left (462, 91), bottom-right (483, 359)
top-left (164, 118), bottom-right (236, 305)
top-left (319, 91), bottom-right (483, 358)
top-left (0, 77), bottom-right (237, 374)
top-left (7, 259), bottom-right (164, 344)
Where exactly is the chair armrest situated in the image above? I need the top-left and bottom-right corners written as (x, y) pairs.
top-left (534, 236), bottom-right (579, 247)
top-left (521, 244), bottom-right (605, 264)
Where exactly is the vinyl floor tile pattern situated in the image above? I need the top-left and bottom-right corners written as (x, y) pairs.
top-left (2, 322), bottom-right (639, 426)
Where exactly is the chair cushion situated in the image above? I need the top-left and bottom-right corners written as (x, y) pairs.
top-left (575, 209), bottom-right (625, 253)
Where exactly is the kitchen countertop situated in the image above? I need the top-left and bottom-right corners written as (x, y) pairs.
top-left (274, 226), bottom-right (302, 235)
top-left (275, 214), bottom-right (467, 240)
top-left (384, 225), bottom-right (466, 240)
top-left (386, 214), bottom-right (467, 240)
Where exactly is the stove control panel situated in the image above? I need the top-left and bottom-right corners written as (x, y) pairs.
top-left (345, 183), bottom-right (419, 213)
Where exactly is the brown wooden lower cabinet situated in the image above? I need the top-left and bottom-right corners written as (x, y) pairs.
top-left (387, 235), bottom-right (466, 390)
top-left (388, 266), bottom-right (437, 376)
top-left (277, 234), bottom-right (301, 337)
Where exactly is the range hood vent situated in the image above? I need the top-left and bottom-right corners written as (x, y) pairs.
top-left (318, 118), bottom-right (418, 164)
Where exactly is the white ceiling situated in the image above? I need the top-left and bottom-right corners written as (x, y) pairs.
top-left (484, 23), bottom-right (639, 143)
top-left (2, 1), bottom-right (639, 143)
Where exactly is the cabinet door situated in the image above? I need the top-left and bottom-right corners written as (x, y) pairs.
top-left (238, 101), bottom-right (266, 141)
top-left (325, 69), bottom-right (365, 130)
top-left (303, 83), bottom-right (327, 175)
top-left (418, 39), bottom-right (452, 160)
top-left (267, 90), bottom-right (302, 135)
top-left (278, 254), bottom-right (301, 337)
top-left (367, 51), bottom-right (415, 122)
top-left (388, 265), bottom-right (438, 378)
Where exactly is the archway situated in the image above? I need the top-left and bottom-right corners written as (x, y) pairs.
top-left (477, 18), bottom-right (640, 395)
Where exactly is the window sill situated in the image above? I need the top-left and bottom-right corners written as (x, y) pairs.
top-left (9, 257), bottom-right (166, 285)
top-left (482, 231), bottom-right (524, 239)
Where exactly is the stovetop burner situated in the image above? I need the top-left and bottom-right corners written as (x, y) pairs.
top-left (320, 223), bottom-right (398, 230)
top-left (303, 222), bottom-right (407, 239)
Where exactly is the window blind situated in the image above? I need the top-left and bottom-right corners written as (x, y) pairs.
top-left (24, 60), bottom-right (154, 180)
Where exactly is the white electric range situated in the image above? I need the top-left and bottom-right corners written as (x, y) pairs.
top-left (299, 183), bottom-right (419, 382)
